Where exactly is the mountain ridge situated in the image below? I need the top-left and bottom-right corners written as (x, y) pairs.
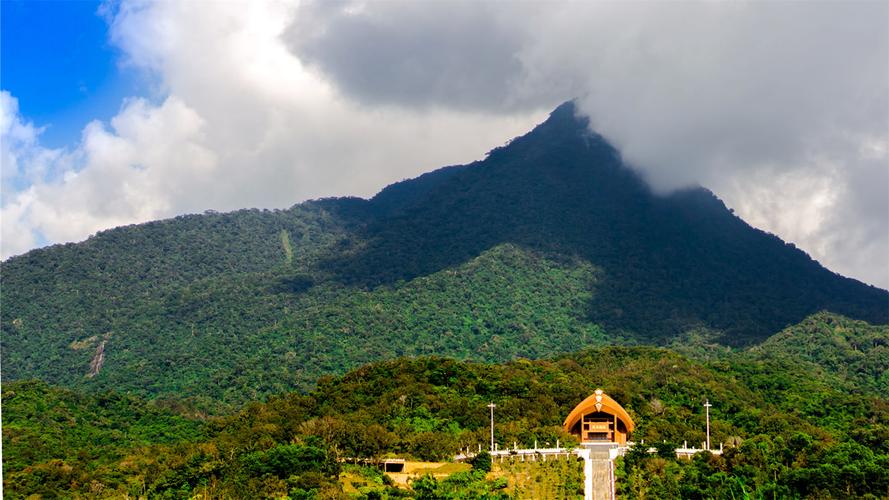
top-left (321, 102), bottom-right (886, 339)
top-left (2, 101), bottom-right (886, 406)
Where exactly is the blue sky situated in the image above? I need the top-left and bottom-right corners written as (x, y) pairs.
top-left (1, 0), bottom-right (141, 148)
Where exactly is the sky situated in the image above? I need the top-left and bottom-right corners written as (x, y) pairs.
top-left (1, 1), bottom-right (887, 290)
top-left (1, 0), bottom-right (144, 148)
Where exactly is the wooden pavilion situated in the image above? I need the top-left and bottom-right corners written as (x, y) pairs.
top-left (563, 389), bottom-right (635, 445)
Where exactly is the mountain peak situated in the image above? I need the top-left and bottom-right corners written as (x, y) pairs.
top-left (548, 99), bottom-right (584, 123)
top-left (352, 103), bottom-right (888, 345)
top-left (532, 99), bottom-right (592, 137)
top-left (480, 99), bottom-right (618, 171)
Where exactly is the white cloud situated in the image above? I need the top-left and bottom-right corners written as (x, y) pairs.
top-left (1, 1), bottom-right (886, 289)
top-left (2, 94), bottom-right (216, 255)
top-left (1, 91), bottom-right (66, 257)
top-left (1, 1), bottom-right (543, 259)
top-left (1, 92), bottom-right (67, 200)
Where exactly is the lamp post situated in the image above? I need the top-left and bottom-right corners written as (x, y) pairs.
top-left (487, 403), bottom-right (496, 453)
top-left (704, 399), bottom-right (712, 451)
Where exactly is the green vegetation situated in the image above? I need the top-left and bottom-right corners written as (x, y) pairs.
top-left (409, 469), bottom-right (510, 499)
top-left (750, 311), bottom-right (889, 396)
top-left (2, 103), bottom-right (886, 410)
top-left (3, 242), bottom-right (611, 410)
top-left (4, 346), bottom-right (888, 498)
top-left (618, 437), bottom-right (889, 499)
top-left (1, 380), bottom-right (205, 497)
top-left (495, 457), bottom-right (584, 499)
top-left (340, 465), bottom-right (406, 498)
top-left (281, 229), bottom-right (295, 264)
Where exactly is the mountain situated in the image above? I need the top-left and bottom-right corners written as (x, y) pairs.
top-left (4, 347), bottom-right (888, 498)
top-left (2, 101), bottom-right (887, 408)
top-left (750, 312), bottom-right (889, 396)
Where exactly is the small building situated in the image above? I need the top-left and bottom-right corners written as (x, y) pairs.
top-left (563, 389), bottom-right (635, 446)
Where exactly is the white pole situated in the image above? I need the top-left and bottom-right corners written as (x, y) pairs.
top-left (487, 403), bottom-right (496, 453)
top-left (704, 399), bottom-right (712, 451)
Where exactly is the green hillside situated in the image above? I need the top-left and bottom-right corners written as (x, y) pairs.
top-left (2, 102), bottom-right (887, 408)
top-left (750, 312), bottom-right (889, 397)
top-left (1, 380), bottom-right (205, 497)
top-left (4, 347), bottom-right (888, 498)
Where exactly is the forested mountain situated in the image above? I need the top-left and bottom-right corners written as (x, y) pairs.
top-left (4, 347), bottom-right (888, 498)
top-left (2, 101), bottom-right (887, 408)
top-left (750, 312), bottom-right (889, 395)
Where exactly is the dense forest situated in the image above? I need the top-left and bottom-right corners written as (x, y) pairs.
top-left (4, 337), bottom-right (888, 498)
top-left (3, 102), bottom-right (887, 410)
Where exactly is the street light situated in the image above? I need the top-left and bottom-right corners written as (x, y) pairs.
top-left (487, 403), bottom-right (496, 453)
top-left (704, 399), bottom-right (712, 451)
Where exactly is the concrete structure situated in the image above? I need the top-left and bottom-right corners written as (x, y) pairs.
top-left (578, 445), bottom-right (616, 500)
top-left (675, 440), bottom-right (724, 459)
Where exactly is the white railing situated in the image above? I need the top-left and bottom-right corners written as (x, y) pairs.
top-left (456, 441), bottom-right (723, 462)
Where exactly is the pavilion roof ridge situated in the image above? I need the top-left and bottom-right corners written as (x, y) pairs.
top-left (562, 388), bottom-right (636, 433)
